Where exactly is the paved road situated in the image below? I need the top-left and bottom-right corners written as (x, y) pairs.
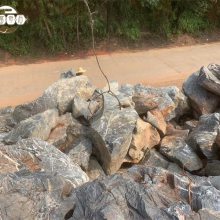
top-left (1, 42), bottom-right (220, 108)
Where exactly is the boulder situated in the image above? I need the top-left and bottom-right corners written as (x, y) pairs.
top-left (160, 135), bottom-right (203, 171)
top-left (0, 171), bottom-right (83, 220)
top-left (66, 166), bottom-right (220, 219)
top-left (13, 76), bottom-right (95, 122)
top-left (0, 138), bottom-right (89, 185)
top-left (128, 118), bottom-right (160, 163)
top-left (144, 108), bottom-right (167, 135)
top-left (67, 138), bottom-right (92, 171)
top-left (187, 113), bottom-right (220, 159)
top-left (134, 84), bottom-right (189, 121)
top-left (0, 106), bottom-right (16, 133)
top-left (90, 108), bottom-right (138, 174)
top-left (198, 64), bottom-right (220, 96)
top-left (4, 109), bottom-right (59, 144)
top-left (87, 157), bottom-right (106, 180)
top-left (183, 70), bottom-right (220, 116)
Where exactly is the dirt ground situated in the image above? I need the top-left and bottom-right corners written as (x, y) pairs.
top-left (1, 41), bottom-right (220, 108)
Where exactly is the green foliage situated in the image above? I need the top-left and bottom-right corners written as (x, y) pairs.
top-left (0, 0), bottom-right (219, 56)
top-left (178, 11), bottom-right (209, 34)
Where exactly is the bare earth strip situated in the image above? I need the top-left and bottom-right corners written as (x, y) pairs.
top-left (1, 42), bottom-right (220, 108)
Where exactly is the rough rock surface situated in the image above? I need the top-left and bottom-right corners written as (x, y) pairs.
top-left (0, 107), bottom-right (16, 133)
top-left (199, 64), bottom-right (220, 96)
top-left (90, 108), bottom-right (138, 174)
top-left (132, 94), bottom-right (158, 114)
top-left (128, 118), bottom-right (160, 163)
top-left (87, 157), bottom-right (106, 180)
top-left (134, 84), bottom-right (189, 121)
top-left (47, 113), bottom-right (75, 150)
top-left (187, 113), bottom-right (220, 159)
top-left (2, 65), bottom-right (220, 219)
top-left (144, 108), bottom-right (167, 135)
top-left (0, 171), bottom-right (81, 220)
top-left (160, 135), bottom-right (203, 171)
top-left (0, 138), bottom-right (88, 184)
top-left (66, 166), bottom-right (220, 219)
top-left (183, 70), bottom-right (220, 116)
top-left (4, 109), bottom-right (59, 144)
top-left (13, 75), bottom-right (95, 122)
top-left (67, 138), bottom-right (92, 171)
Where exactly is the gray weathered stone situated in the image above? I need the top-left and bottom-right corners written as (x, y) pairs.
top-left (143, 149), bottom-right (169, 169)
top-left (13, 76), bottom-right (95, 122)
top-left (199, 64), bottom-right (220, 96)
top-left (0, 138), bottom-right (89, 185)
top-left (132, 94), bottom-right (158, 114)
top-left (4, 109), bottom-right (59, 144)
top-left (144, 108), bottom-right (167, 135)
top-left (67, 138), bottom-right (92, 171)
top-left (90, 108), bottom-right (138, 174)
top-left (47, 113), bottom-right (75, 150)
top-left (187, 113), bottom-right (220, 159)
top-left (203, 160), bottom-right (220, 176)
top-left (0, 171), bottom-right (85, 220)
top-left (87, 157), bottom-right (106, 180)
top-left (160, 135), bottom-right (203, 171)
top-left (0, 107), bottom-right (16, 133)
top-left (183, 70), bottom-right (220, 116)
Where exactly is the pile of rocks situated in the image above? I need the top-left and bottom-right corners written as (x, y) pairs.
top-left (0, 64), bottom-right (220, 219)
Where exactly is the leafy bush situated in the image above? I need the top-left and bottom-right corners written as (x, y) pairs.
top-left (178, 11), bottom-right (209, 34)
top-left (0, 0), bottom-right (219, 56)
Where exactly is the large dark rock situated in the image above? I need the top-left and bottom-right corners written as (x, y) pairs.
top-left (13, 76), bottom-right (95, 122)
top-left (160, 135), bottom-right (203, 171)
top-left (0, 138), bottom-right (89, 185)
top-left (0, 106), bottom-right (16, 133)
top-left (187, 113), bottom-right (220, 159)
top-left (47, 113), bottom-right (76, 150)
top-left (198, 64), bottom-right (220, 96)
top-left (4, 109), bottom-right (59, 144)
top-left (66, 166), bottom-right (220, 219)
top-left (90, 108), bottom-right (138, 174)
top-left (183, 70), bottom-right (220, 116)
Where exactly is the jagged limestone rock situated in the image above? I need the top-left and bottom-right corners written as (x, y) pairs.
top-left (90, 108), bottom-right (138, 174)
top-left (4, 109), bottom-right (59, 144)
